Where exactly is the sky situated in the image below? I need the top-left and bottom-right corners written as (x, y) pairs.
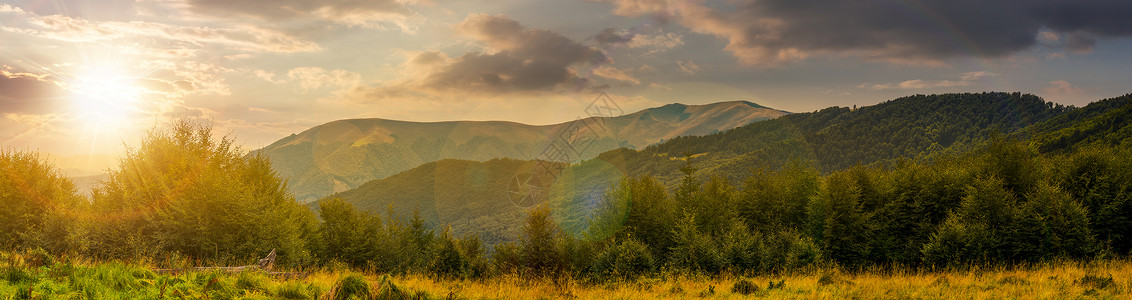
top-left (2, 0), bottom-right (1131, 165)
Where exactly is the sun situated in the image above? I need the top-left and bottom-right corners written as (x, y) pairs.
top-left (68, 65), bottom-right (141, 129)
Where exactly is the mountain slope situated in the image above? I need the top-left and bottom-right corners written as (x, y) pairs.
top-left (255, 101), bottom-right (788, 202)
top-left (1026, 93), bottom-right (1132, 152)
top-left (609, 92), bottom-right (1068, 188)
top-left (329, 92), bottom-right (1088, 245)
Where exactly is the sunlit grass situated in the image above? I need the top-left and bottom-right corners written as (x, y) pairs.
top-left (2, 250), bottom-right (1129, 299)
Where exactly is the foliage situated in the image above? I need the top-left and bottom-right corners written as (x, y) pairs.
top-left (520, 205), bottom-right (564, 277)
top-left (329, 273), bottom-right (371, 300)
top-left (0, 149), bottom-right (82, 253)
top-left (88, 120), bottom-right (317, 265)
top-left (590, 238), bottom-right (654, 280)
top-left (6, 92), bottom-right (1132, 282)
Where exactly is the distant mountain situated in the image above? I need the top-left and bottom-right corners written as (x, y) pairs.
top-left (70, 173), bottom-right (108, 197)
top-left (254, 101), bottom-right (788, 202)
top-left (324, 158), bottom-right (552, 246)
top-left (329, 92), bottom-right (1100, 245)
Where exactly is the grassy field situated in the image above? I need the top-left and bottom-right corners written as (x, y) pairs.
top-left (3, 251), bottom-right (1129, 299)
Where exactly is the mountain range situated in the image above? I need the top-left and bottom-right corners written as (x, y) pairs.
top-left (253, 100), bottom-right (789, 202)
top-left (324, 92), bottom-right (1132, 246)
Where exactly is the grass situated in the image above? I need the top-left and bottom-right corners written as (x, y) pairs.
top-left (2, 251), bottom-right (1130, 299)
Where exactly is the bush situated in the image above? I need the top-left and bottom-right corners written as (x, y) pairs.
top-left (731, 279), bottom-right (759, 295)
top-left (89, 120), bottom-right (317, 265)
top-left (492, 242), bottom-right (522, 274)
top-left (374, 274), bottom-right (414, 300)
top-left (429, 228), bottom-right (482, 279)
top-left (26, 248), bottom-right (54, 268)
top-left (330, 273), bottom-right (371, 300)
top-left (276, 281), bottom-right (318, 299)
top-left (590, 238), bottom-right (655, 280)
top-left (0, 149), bottom-right (82, 252)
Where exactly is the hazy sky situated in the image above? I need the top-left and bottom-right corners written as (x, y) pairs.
top-left (2, 0), bottom-right (1131, 158)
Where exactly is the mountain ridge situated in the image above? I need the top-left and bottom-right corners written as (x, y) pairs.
top-left (325, 92), bottom-right (1103, 246)
top-left (255, 100), bottom-right (790, 202)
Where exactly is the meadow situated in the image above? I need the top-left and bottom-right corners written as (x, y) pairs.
top-left (3, 250), bottom-right (1128, 299)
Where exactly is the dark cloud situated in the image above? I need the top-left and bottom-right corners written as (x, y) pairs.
top-left (593, 27), bottom-right (633, 45)
top-left (598, 0), bottom-right (1132, 65)
top-left (408, 14), bottom-right (609, 94)
top-left (185, 0), bottom-right (412, 26)
top-left (0, 69), bottom-right (66, 115)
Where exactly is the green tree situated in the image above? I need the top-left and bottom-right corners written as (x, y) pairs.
top-left (667, 213), bottom-right (723, 274)
top-left (1009, 182), bottom-right (1097, 261)
top-left (589, 176), bottom-right (675, 259)
top-left (316, 197), bottom-right (383, 268)
top-left (1058, 146), bottom-right (1132, 254)
top-left (737, 162), bottom-right (820, 233)
top-left (807, 172), bottom-right (871, 267)
top-left (0, 149), bottom-right (83, 252)
top-left (590, 238), bottom-right (654, 280)
top-left (429, 227), bottom-right (478, 279)
top-left (91, 120), bottom-right (316, 264)
top-left (922, 176), bottom-right (1016, 265)
top-left (520, 205), bottom-right (563, 276)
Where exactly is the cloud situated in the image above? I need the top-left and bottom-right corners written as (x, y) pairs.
top-left (592, 66), bottom-right (640, 85)
top-left (677, 60), bottom-right (700, 74)
top-left (959, 71), bottom-right (995, 81)
top-left (594, 27), bottom-right (634, 45)
top-left (861, 71), bottom-right (995, 90)
top-left (286, 67), bottom-right (362, 92)
top-left (863, 79), bottom-right (967, 91)
top-left (592, 26), bottom-right (684, 55)
top-left (595, 0), bottom-right (1132, 65)
top-left (352, 14), bottom-right (610, 99)
top-left (184, 0), bottom-right (415, 30)
top-left (0, 5), bottom-right (320, 53)
top-left (1043, 80), bottom-right (1084, 95)
top-left (0, 67), bottom-right (66, 115)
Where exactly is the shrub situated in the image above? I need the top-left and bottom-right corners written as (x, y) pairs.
top-left (89, 120), bottom-right (317, 264)
top-left (590, 238), bottom-right (655, 280)
top-left (26, 248), bottom-right (54, 268)
top-left (492, 242), bottom-right (522, 274)
top-left (0, 149), bottom-right (82, 252)
top-left (330, 273), bottom-right (371, 300)
top-left (730, 279), bottom-right (759, 295)
top-left (276, 281), bottom-right (316, 299)
top-left (375, 274), bottom-right (414, 299)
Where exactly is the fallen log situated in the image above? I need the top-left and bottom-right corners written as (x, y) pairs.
top-left (152, 249), bottom-right (308, 279)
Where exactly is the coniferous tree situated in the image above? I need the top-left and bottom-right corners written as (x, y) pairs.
top-left (807, 172), bottom-right (871, 267)
top-left (520, 205), bottom-right (563, 276)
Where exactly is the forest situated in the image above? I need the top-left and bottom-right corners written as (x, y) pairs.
top-left (2, 93), bottom-right (1132, 298)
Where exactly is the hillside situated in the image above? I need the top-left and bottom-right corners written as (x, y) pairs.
top-left (1026, 93), bottom-right (1132, 152)
top-left (329, 92), bottom-right (1082, 244)
top-left (600, 92), bottom-right (1069, 188)
top-left (255, 101), bottom-right (788, 202)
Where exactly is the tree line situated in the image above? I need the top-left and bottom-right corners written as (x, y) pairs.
top-left (2, 119), bottom-right (1131, 281)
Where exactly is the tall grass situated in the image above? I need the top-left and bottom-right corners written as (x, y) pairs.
top-left (2, 249), bottom-right (1129, 299)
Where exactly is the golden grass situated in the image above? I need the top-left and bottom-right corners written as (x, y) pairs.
top-left (373, 261), bottom-right (1131, 299)
top-left (6, 250), bottom-right (1127, 299)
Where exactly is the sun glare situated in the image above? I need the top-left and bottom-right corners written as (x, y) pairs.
top-left (69, 65), bottom-right (141, 129)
